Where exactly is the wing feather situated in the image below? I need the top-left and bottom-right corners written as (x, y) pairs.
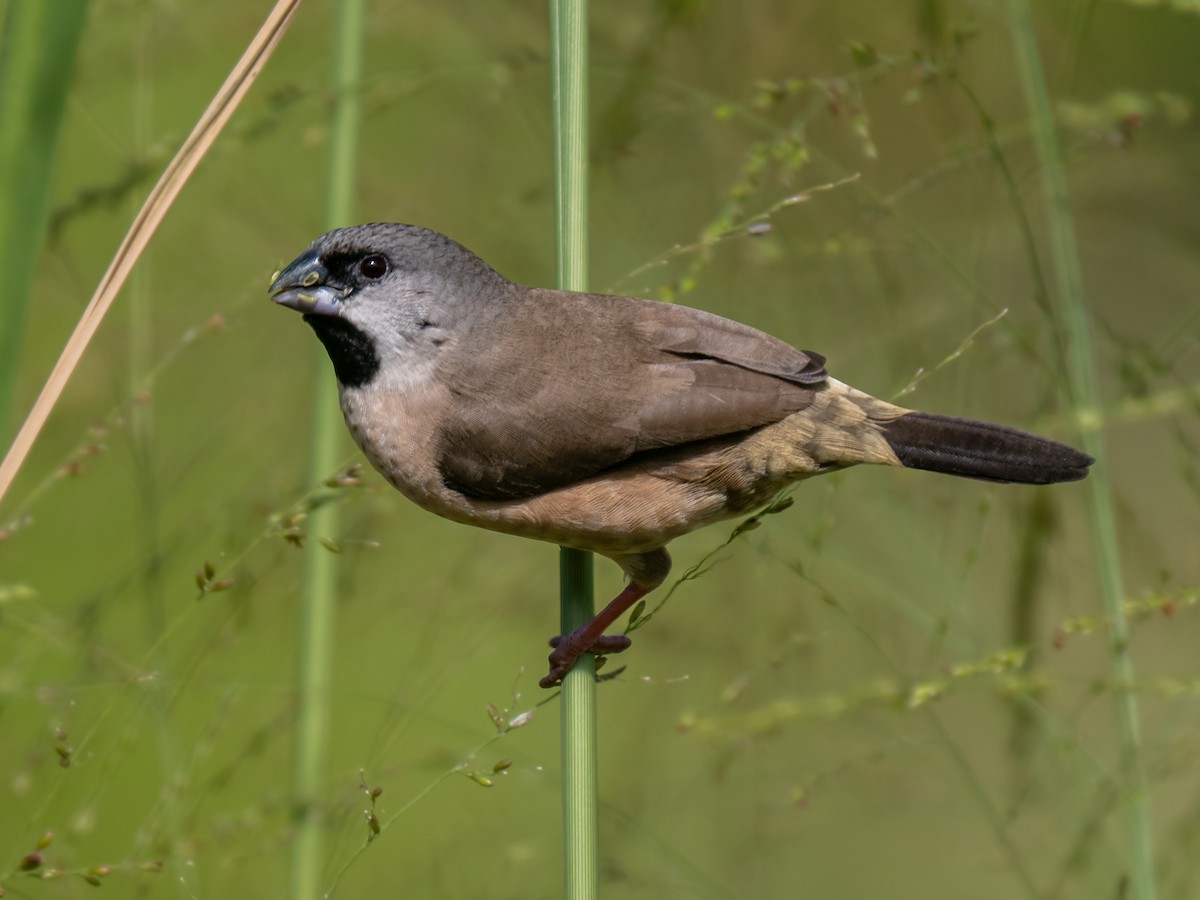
top-left (434, 289), bottom-right (826, 499)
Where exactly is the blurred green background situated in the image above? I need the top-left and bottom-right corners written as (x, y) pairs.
top-left (1, 0), bottom-right (1198, 897)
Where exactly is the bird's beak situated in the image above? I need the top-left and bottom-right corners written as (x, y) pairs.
top-left (269, 251), bottom-right (347, 317)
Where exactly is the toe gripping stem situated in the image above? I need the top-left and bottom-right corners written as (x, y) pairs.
top-left (539, 580), bottom-right (650, 688)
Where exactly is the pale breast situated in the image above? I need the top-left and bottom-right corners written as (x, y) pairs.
top-left (338, 377), bottom-right (458, 518)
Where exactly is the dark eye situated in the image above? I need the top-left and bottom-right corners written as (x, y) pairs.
top-left (358, 254), bottom-right (389, 280)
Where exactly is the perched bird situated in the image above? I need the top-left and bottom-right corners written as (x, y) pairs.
top-left (270, 223), bottom-right (1092, 687)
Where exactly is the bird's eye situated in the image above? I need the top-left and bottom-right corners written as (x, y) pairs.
top-left (358, 254), bottom-right (389, 280)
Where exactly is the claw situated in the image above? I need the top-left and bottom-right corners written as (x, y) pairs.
top-left (539, 633), bottom-right (633, 688)
top-left (537, 579), bottom-right (655, 688)
top-left (548, 634), bottom-right (632, 653)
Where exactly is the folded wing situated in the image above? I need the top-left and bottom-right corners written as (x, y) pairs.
top-left (435, 290), bottom-right (826, 499)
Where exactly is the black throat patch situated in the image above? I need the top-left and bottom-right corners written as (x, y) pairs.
top-left (303, 315), bottom-right (380, 388)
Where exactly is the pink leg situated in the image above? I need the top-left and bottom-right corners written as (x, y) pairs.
top-left (539, 581), bottom-right (652, 688)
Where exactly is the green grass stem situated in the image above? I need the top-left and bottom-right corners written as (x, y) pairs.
top-left (1007, 4), bottom-right (1157, 898)
top-left (550, 1), bottom-right (597, 898)
top-left (290, 2), bottom-right (365, 898)
top-left (0, 0), bottom-right (88, 442)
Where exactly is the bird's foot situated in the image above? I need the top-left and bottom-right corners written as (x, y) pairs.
top-left (539, 632), bottom-right (632, 688)
top-left (537, 575), bottom-right (657, 688)
top-left (548, 634), bottom-right (632, 653)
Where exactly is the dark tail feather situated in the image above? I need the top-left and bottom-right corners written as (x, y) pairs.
top-left (883, 412), bottom-right (1093, 485)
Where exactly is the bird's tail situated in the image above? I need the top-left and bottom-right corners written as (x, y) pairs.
top-left (880, 410), bottom-right (1093, 485)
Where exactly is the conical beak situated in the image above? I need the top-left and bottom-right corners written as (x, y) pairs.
top-left (269, 250), bottom-right (346, 317)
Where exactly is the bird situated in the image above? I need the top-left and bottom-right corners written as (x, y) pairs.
top-left (269, 222), bottom-right (1093, 688)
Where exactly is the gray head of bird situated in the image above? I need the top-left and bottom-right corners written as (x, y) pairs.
top-left (269, 223), bottom-right (510, 388)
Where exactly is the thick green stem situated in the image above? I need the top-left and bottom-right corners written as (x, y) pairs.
top-left (558, 547), bottom-right (598, 895)
top-left (290, 2), bottom-right (365, 898)
top-left (1007, 4), bottom-right (1156, 898)
top-left (550, 1), bottom-right (597, 898)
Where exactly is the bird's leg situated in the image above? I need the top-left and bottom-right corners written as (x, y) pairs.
top-left (539, 580), bottom-right (651, 689)
top-left (539, 549), bottom-right (671, 688)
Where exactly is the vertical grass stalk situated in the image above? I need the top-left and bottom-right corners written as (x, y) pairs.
top-left (549, 1), bottom-right (597, 897)
top-left (1007, 4), bottom-right (1157, 898)
top-left (290, 1), bottom-right (365, 898)
top-left (0, 0), bottom-right (89, 442)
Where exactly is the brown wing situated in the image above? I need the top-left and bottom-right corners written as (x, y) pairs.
top-left (434, 288), bottom-right (826, 499)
